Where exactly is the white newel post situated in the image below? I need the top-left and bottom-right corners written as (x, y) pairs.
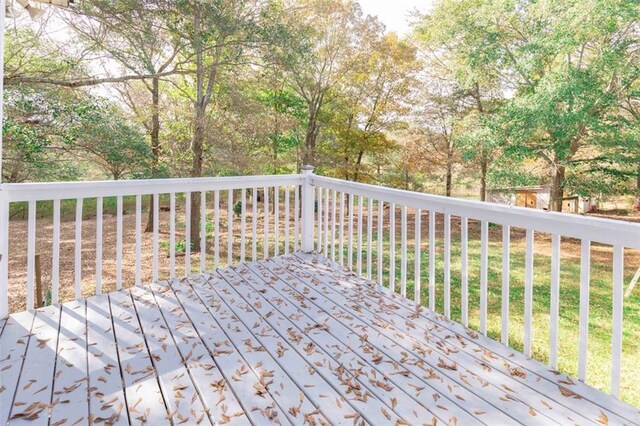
top-left (301, 165), bottom-right (315, 252)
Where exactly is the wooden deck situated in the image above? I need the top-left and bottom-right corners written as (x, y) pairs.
top-left (1, 253), bottom-right (638, 425)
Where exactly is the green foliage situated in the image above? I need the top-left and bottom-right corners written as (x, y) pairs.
top-left (64, 99), bottom-right (151, 179)
top-left (415, 0), bottom-right (640, 201)
top-left (233, 200), bottom-right (243, 217)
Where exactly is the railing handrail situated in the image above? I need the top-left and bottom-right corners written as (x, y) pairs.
top-left (0, 174), bottom-right (304, 202)
top-left (311, 175), bottom-right (640, 249)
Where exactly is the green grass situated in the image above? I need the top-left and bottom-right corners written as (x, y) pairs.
top-left (338, 228), bottom-right (640, 407)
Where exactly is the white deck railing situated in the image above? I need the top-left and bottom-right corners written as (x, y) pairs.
top-left (1, 167), bottom-right (639, 399)
top-left (0, 173), bottom-right (304, 315)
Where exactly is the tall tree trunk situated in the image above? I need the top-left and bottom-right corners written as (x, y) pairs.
top-left (550, 163), bottom-right (565, 212)
top-left (189, 6), bottom-right (205, 252)
top-left (189, 106), bottom-right (206, 251)
top-left (145, 76), bottom-right (161, 232)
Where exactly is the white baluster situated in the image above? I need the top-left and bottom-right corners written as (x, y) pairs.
top-left (461, 217), bottom-right (468, 326)
top-left (74, 198), bottom-right (83, 299)
top-left (524, 229), bottom-right (534, 356)
top-left (377, 200), bottom-right (383, 287)
top-left (367, 197), bottom-right (373, 279)
top-left (252, 188), bottom-right (258, 261)
top-left (185, 192), bottom-right (191, 276)
top-left (611, 245), bottom-right (624, 397)
top-left (284, 187), bottom-right (290, 255)
top-left (390, 203), bottom-right (396, 293)
top-left (52, 199), bottom-right (60, 303)
top-left (228, 189), bottom-right (233, 265)
top-left (0, 195), bottom-right (8, 318)
top-left (578, 239), bottom-right (590, 381)
top-left (480, 220), bottom-right (488, 335)
top-left (501, 225), bottom-right (511, 345)
top-left (357, 196), bottom-right (363, 276)
top-left (415, 208), bottom-right (421, 303)
top-left (317, 186), bottom-right (322, 252)
top-left (213, 190), bottom-right (219, 269)
top-left (549, 234), bottom-right (560, 368)
top-left (264, 186), bottom-right (270, 258)
top-left (96, 196), bottom-right (103, 294)
top-left (26, 200), bottom-right (36, 310)
top-left (274, 186), bottom-right (279, 256)
top-left (135, 195), bottom-right (141, 286)
top-left (241, 188), bottom-right (247, 262)
top-left (324, 188), bottom-right (329, 256)
top-left (294, 185), bottom-right (299, 251)
top-left (429, 210), bottom-right (436, 311)
top-left (116, 196), bottom-right (123, 290)
top-left (444, 213), bottom-right (451, 318)
top-left (348, 194), bottom-right (353, 269)
top-left (153, 193), bottom-right (159, 282)
top-left (401, 205), bottom-right (407, 297)
top-left (339, 192), bottom-right (345, 265)
top-left (331, 190), bottom-right (337, 261)
top-left (201, 191), bottom-right (207, 272)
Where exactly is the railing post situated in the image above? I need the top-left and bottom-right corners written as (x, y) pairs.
top-left (301, 165), bottom-right (315, 252)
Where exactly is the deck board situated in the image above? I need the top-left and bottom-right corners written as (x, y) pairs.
top-left (0, 252), bottom-right (638, 426)
top-left (0, 311), bottom-right (36, 425)
top-left (130, 286), bottom-right (211, 425)
top-left (169, 273), bottom-right (292, 425)
top-left (149, 281), bottom-right (250, 426)
top-left (49, 300), bottom-right (89, 426)
top-left (179, 277), bottom-right (333, 425)
top-left (86, 294), bottom-right (128, 425)
top-left (9, 305), bottom-right (60, 426)
top-left (109, 290), bottom-right (169, 425)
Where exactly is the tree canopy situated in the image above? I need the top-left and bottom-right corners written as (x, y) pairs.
top-left (3, 0), bottom-right (639, 211)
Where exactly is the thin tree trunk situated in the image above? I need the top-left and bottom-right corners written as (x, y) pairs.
top-left (550, 163), bottom-right (566, 212)
top-left (145, 77), bottom-right (161, 232)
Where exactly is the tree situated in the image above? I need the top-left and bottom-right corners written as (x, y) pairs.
top-left (413, 1), bottom-right (505, 201)
top-left (327, 32), bottom-right (418, 182)
top-left (65, 100), bottom-right (150, 180)
top-left (67, 0), bottom-right (183, 229)
top-left (277, 0), bottom-right (379, 167)
top-left (167, 0), bottom-right (284, 250)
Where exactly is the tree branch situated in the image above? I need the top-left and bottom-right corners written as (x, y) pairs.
top-left (4, 69), bottom-right (193, 88)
